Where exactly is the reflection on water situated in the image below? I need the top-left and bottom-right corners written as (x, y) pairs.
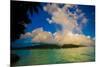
top-left (12, 47), bottom-right (95, 66)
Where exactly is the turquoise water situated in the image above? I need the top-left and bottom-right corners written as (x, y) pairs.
top-left (12, 47), bottom-right (95, 66)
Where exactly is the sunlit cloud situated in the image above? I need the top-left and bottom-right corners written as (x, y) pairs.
top-left (20, 27), bottom-right (94, 47)
top-left (19, 4), bottom-right (94, 47)
top-left (44, 4), bottom-right (80, 34)
top-left (32, 28), bottom-right (55, 44)
top-left (53, 31), bottom-right (94, 46)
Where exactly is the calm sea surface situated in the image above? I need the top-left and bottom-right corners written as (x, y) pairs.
top-left (12, 47), bottom-right (95, 66)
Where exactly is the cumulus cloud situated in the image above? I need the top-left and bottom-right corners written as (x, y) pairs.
top-left (19, 4), bottom-right (94, 47)
top-left (44, 3), bottom-right (94, 46)
top-left (44, 4), bottom-right (79, 34)
top-left (20, 27), bottom-right (56, 44)
top-left (20, 27), bottom-right (94, 47)
top-left (44, 4), bottom-right (88, 34)
top-left (32, 29), bottom-right (55, 44)
top-left (53, 31), bottom-right (94, 46)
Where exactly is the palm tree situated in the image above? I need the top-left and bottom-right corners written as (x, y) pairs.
top-left (11, 0), bottom-right (41, 41)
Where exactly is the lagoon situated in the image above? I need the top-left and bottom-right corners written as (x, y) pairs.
top-left (12, 47), bottom-right (95, 66)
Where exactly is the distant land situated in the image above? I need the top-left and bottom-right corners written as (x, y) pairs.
top-left (11, 42), bottom-right (91, 50)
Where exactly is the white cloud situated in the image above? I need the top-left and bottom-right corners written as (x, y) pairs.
top-left (81, 17), bottom-right (88, 24)
top-left (20, 27), bottom-right (94, 46)
top-left (19, 4), bottom-right (94, 47)
top-left (43, 3), bottom-right (94, 46)
top-left (46, 18), bottom-right (53, 24)
top-left (76, 8), bottom-right (82, 13)
top-left (53, 31), bottom-right (94, 46)
top-left (44, 4), bottom-right (81, 34)
top-left (32, 29), bottom-right (54, 43)
top-left (20, 32), bottom-right (32, 39)
top-left (44, 4), bottom-right (88, 34)
top-left (87, 36), bottom-right (91, 39)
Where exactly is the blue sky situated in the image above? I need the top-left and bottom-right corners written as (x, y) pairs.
top-left (25, 3), bottom-right (95, 38)
top-left (25, 4), bottom-right (62, 33)
top-left (12, 3), bottom-right (95, 48)
top-left (78, 5), bottom-right (95, 37)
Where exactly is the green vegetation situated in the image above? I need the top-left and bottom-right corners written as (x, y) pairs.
top-left (11, 42), bottom-right (87, 50)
